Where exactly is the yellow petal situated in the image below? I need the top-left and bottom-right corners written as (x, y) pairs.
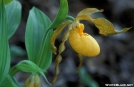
top-left (75, 8), bottom-right (131, 36)
top-left (52, 54), bottom-right (62, 86)
top-left (75, 8), bottom-right (103, 21)
top-left (75, 14), bottom-right (94, 23)
top-left (77, 8), bottom-right (103, 16)
top-left (92, 18), bottom-right (131, 36)
top-left (59, 30), bottom-right (70, 53)
top-left (69, 24), bottom-right (100, 57)
top-left (50, 20), bottom-right (72, 54)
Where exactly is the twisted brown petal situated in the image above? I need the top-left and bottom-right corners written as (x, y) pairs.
top-left (50, 20), bottom-right (72, 54)
top-left (52, 30), bottom-right (70, 86)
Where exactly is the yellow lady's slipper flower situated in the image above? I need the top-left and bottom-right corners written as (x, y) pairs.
top-left (69, 23), bottom-right (100, 57)
top-left (50, 8), bottom-right (131, 85)
top-left (24, 74), bottom-right (41, 87)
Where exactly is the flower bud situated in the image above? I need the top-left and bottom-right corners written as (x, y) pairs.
top-left (24, 74), bottom-right (41, 87)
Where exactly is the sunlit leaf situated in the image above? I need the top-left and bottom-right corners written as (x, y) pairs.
top-left (0, 0), bottom-right (12, 5)
top-left (0, 0), bottom-right (10, 84)
top-left (92, 18), bottom-right (131, 36)
top-left (6, 0), bottom-right (21, 39)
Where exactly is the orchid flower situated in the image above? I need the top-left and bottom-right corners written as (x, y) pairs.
top-left (50, 8), bottom-right (131, 85)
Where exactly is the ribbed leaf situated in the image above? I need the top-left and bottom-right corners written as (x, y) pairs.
top-left (9, 60), bottom-right (50, 85)
top-left (37, 0), bottom-right (68, 71)
top-left (6, 0), bottom-right (21, 39)
top-left (0, 0), bottom-right (10, 84)
top-left (16, 60), bottom-right (43, 73)
top-left (36, 30), bottom-right (53, 71)
top-left (25, 7), bottom-right (52, 71)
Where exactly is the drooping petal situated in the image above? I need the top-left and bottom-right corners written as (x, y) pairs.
top-left (92, 18), bottom-right (131, 36)
top-left (52, 54), bottom-right (62, 86)
top-left (75, 8), bottom-right (131, 36)
top-left (50, 20), bottom-right (72, 54)
top-left (77, 8), bottom-right (103, 17)
top-left (75, 8), bottom-right (103, 21)
top-left (75, 14), bottom-right (93, 22)
top-left (52, 30), bottom-right (70, 86)
top-left (69, 24), bottom-right (100, 57)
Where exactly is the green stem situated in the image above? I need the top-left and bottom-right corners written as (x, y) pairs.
top-left (9, 66), bottom-right (19, 76)
top-left (66, 15), bottom-right (75, 21)
top-left (77, 54), bottom-right (83, 72)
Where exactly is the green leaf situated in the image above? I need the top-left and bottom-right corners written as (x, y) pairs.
top-left (0, 0), bottom-right (10, 84)
top-left (15, 60), bottom-right (43, 73)
top-left (49, 0), bottom-right (68, 29)
top-left (9, 60), bottom-right (51, 85)
top-left (25, 7), bottom-right (52, 71)
top-left (6, 0), bottom-right (21, 39)
top-left (0, 75), bottom-right (21, 87)
top-left (4, 0), bottom-right (12, 5)
top-left (79, 67), bottom-right (99, 87)
top-left (36, 0), bottom-right (69, 72)
top-left (37, 30), bottom-right (53, 71)
top-left (0, 0), bottom-right (12, 5)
